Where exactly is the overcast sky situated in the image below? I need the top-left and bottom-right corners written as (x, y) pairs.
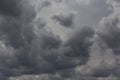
top-left (0, 0), bottom-right (120, 80)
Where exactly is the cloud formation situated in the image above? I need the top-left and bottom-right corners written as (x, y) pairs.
top-left (0, 0), bottom-right (95, 78)
top-left (85, 0), bottom-right (120, 78)
top-left (0, 0), bottom-right (120, 80)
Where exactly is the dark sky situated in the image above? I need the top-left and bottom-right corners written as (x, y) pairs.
top-left (0, 0), bottom-right (120, 80)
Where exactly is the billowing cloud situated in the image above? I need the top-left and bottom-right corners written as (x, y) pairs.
top-left (83, 0), bottom-right (120, 78)
top-left (64, 26), bottom-right (94, 60)
top-left (0, 0), bottom-right (120, 80)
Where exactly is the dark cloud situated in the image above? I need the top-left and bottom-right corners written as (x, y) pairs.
top-left (0, 0), bottom-right (36, 49)
top-left (40, 32), bottom-right (61, 49)
top-left (97, 17), bottom-right (120, 54)
top-left (0, 0), bottom-right (36, 78)
top-left (0, 25), bottom-right (95, 79)
top-left (1, 31), bottom-right (61, 77)
top-left (91, 67), bottom-right (114, 77)
top-left (88, 0), bottom-right (120, 78)
top-left (64, 26), bottom-right (94, 58)
top-left (0, 0), bottom-right (120, 79)
top-left (0, 77), bottom-right (9, 80)
top-left (0, 1), bottom-right (36, 76)
top-left (0, 0), bottom-right (21, 17)
top-left (112, 0), bottom-right (120, 3)
top-left (88, 63), bottom-right (120, 77)
top-left (66, 0), bottom-right (111, 27)
top-left (52, 13), bottom-right (74, 28)
top-left (0, 19), bottom-right (25, 49)
top-left (57, 69), bottom-right (75, 78)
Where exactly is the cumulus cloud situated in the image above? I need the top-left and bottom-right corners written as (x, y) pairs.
top-left (0, 6), bottom-right (95, 79)
top-left (64, 26), bottom-right (94, 61)
top-left (83, 0), bottom-right (120, 78)
top-left (0, 0), bottom-right (36, 49)
top-left (1, 0), bottom-right (120, 80)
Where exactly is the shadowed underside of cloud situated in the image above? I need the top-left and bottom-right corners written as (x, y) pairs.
top-left (0, 0), bottom-right (120, 80)
top-left (65, 26), bottom-right (94, 57)
top-left (0, 0), bottom-right (95, 78)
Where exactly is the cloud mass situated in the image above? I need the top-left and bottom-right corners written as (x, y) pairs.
top-left (0, 0), bottom-right (120, 80)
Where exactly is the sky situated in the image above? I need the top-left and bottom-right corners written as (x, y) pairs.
top-left (0, 0), bottom-right (120, 80)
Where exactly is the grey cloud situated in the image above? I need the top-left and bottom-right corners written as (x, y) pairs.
top-left (0, 0), bottom-right (21, 17)
top-left (34, 17), bottom-right (47, 29)
top-left (0, 25), bottom-right (95, 79)
top-left (9, 74), bottom-right (65, 80)
top-left (52, 13), bottom-right (74, 28)
top-left (64, 26), bottom-right (94, 58)
top-left (88, 63), bottom-right (120, 77)
top-left (53, 0), bottom-right (63, 3)
top-left (39, 32), bottom-right (61, 49)
top-left (97, 17), bottom-right (120, 54)
top-left (66, 0), bottom-right (111, 27)
top-left (57, 68), bottom-right (76, 78)
top-left (11, 31), bottom-right (62, 75)
top-left (54, 26), bottom-right (95, 77)
top-left (91, 66), bottom-right (114, 77)
top-left (0, 0), bottom-right (36, 78)
top-left (1, 0), bottom-right (120, 79)
top-left (0, 0), bottom-right (36, 49)
top-left (22, 30), bottom-right (76, 74)
top-left (0, 1), bottom-right (37, 77)
top-left (86, 0), bottom-right (120, 78)
top-left (41, 0), bottom-right (52, 9)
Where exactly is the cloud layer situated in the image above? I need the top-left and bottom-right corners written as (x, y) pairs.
top-left (0, 0), bottom-right (120, 80)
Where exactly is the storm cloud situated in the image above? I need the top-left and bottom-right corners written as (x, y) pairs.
top-left (0, 0), bottom-right (95, 78)
top-left (0, 0), bottom-right (120, 80)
